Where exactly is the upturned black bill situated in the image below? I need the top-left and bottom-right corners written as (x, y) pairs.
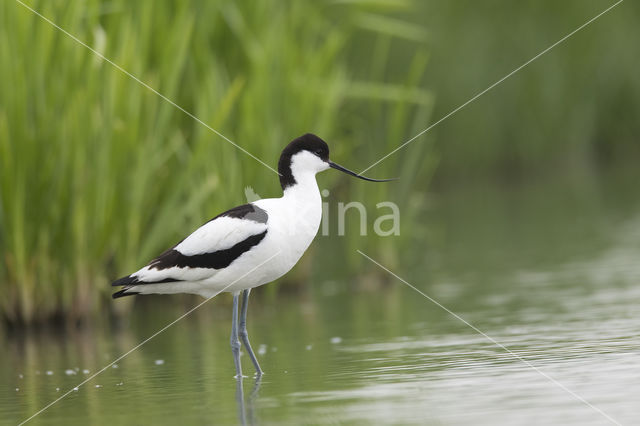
top-left (329, 161), bottom-right (397, 182)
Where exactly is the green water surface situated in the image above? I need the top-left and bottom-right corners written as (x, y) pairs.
top-left (3, 169), bottom-right (639, 425)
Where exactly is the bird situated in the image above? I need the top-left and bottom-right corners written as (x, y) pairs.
top-left (112, 133), bottom-right (394, 378)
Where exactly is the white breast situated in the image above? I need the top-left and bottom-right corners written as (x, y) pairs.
top-left (253, 174), bottom-right (323, 273)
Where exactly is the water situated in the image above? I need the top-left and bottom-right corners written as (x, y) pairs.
top-left (2, 168), bottom-right (640, 425)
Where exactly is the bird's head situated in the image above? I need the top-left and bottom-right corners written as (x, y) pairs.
top-left (278, 133), bottom-right (396, 190)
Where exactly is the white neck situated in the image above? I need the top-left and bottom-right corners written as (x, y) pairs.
top-left (281, 151), bottom-right (328, 201)
top-left (279, 170), bottom-right (322, 241)
top-left (283, 170), bottom-right (320, 203)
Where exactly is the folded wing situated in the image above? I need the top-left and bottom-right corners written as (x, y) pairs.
top-left (112, 204), bottom-right (269, 291)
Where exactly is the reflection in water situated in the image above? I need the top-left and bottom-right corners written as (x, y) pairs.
top-left (236, 376), bottom-right (262, 425)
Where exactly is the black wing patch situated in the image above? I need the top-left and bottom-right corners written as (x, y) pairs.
top-left (112, 275), bottom-right (178, 287)
top-left (148, 230), bottom-right (267, 271)
top-left (111, 274), bottom-right (184, 298)
top-left (144, 203), bottom-right (268, 271)
top-left (111, 275), bottom-right (183, 298)
top-left (212, 203), bottom-right (268, 224)
top-left (112, 288), bottom-right (139, 299)
top-left (111, 203), bottom-right (268, 295)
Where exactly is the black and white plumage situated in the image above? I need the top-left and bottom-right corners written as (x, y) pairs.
top-left (112, 133), bottom-right (394, 377)
top-left (112, 203), bottom-right (269, 298)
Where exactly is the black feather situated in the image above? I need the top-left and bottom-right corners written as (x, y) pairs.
top-left (111, 274), bottom-right (138, 287)
top-left (111, 202), bottom-right (269, 298)
top-left (214, 203), bottom-right (268, 223)
top-left (148, 230), bottom-right (267, 271)
top-left (112, 288), bottom-right (139, 299)
top-left (278, 134), bottom-right (329, 189)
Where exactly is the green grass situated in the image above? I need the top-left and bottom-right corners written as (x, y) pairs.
top-left (2, 0), bottom-right (638, 324)
top-left (0, 0), bottom-right (432, 323)
top-left (414, 0), bottom-right (640, 182)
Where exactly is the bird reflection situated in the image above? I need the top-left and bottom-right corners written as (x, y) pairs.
top-left (236, 376), bottom-right (262, 425)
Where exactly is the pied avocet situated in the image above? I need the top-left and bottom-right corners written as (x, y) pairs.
top-left (112, 133), bottom-right (393, 377)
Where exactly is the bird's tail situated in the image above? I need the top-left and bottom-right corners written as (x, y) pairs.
top-left (111, 275), bottom-right (140, 299)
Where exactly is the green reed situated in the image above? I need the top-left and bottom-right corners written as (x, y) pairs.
top-left (0, 0), bottom-right (431, 323)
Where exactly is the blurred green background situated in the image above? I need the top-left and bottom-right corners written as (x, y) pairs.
top-left (0, 0), bottom-right (638, 324)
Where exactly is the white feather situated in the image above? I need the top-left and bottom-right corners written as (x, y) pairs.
top-left (128, 211), bottom-right (267, 284)
top-left (132, 265), bottom-right (212, 283)
top-left (120, 150), bottom-right (329, 297)
top-left (175, 216), bottom-right (266, 255)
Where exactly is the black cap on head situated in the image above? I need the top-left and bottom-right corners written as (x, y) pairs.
top-left (278, 133), bottom-right (397, 190)
top-left (278, 134), bottom-right (329, 189)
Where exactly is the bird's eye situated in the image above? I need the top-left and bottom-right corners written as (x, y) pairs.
top-left (315, 149), bottom-right (323, 155)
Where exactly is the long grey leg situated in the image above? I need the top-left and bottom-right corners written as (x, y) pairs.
top-left (231, 292), bottom-right (243, 379)
top-left (239, 289), bottom-right (263, 376)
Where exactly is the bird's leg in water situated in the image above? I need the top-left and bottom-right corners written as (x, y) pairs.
top-left (239, 289), bottom-right (263, 376)
top-left (231, 292), bottom-right (244, 378)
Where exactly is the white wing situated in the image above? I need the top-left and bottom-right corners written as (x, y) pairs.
top-left (175, 216), bottom-right (266, 255)
top-left (119, 203), bottom-right (268, 285)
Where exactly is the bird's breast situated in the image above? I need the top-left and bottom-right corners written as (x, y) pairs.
top-left (255, 193), bottom-right (322, 267)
